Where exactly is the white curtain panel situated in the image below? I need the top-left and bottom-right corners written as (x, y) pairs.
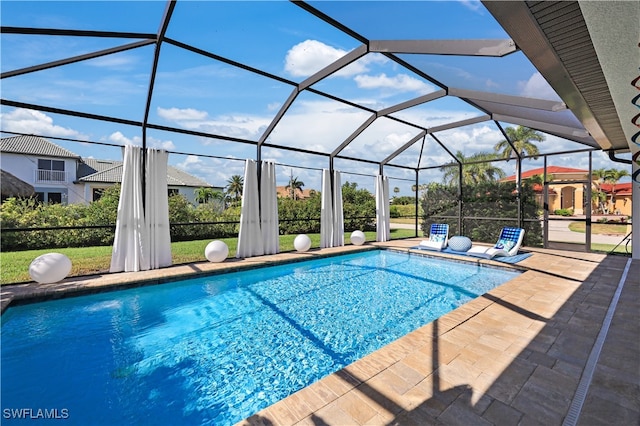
top-left (320, 169), bottom-right (333, 248)
top-left (145, 148), bottom-right (172, 269)
top-left (110, 145), bottom-right (148, 272)
top-left (376, 175), bottom-right (391, 242)
top-left (236, 159), bottom-right (264, 258)
top-left (332, 170), bottom-right (344, 247)
top-left (260, 161), bottom-right (279, 255)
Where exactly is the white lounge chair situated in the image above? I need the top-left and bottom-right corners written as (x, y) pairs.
top-left (418, 223), bottom-right (449, 251)
top-left (467, 227), bottom-right (525, 259)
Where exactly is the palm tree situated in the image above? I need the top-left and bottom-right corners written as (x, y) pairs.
top-left (194, 187), bottom-right (221, 204)
top-left (441, 151), bottom-right (506, 186)
top-left (225, 175), bottom-right (244, 206)
top-left (494, 126), bottom-right (545, 189)
top-left (494, 126), bottom-right (544, 159)
top-left (604, 169), bottom-right (630, 209)
top-left (286, 174), bottom-right (304, 200)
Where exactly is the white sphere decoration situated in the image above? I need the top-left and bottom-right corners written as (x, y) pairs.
top-left (294, 234), bottom-right (312, 252)
top-left (29, 252), bottom-right (72, 284)
top-left (350, 230), bottom-right (366, 246)
top-left (205, 240), bottom-right (229, 262)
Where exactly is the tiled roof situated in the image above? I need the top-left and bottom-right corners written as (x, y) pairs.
top-left (77, 158), bottom-right (214, 188)
top-left (504, 166), bottom-right (588, 181)
top-left (0, 135), bottom-right (80, 159)
top-left (600, 183), bottom-right (632, 196)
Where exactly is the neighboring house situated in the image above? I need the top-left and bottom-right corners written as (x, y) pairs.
top-left (77, 158), bottom-right (219, 204)
top-left (0, 135), bottom-right (219, 205)
top-left (599, 182), bottom-right (633, 216)
top-left (503, 166), bottom-right (632, 216)
top-left (276, 185), bottom-right (315, 200)
top-left (1, 135), bottom-right (82, 204)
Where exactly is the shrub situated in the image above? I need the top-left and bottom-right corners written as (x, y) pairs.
top-left (554, 208), bottom-right (573, 216)
top-left (0, 181), bottom-right (380, 250)
top-left (420, 180), bottom-right (543, 247)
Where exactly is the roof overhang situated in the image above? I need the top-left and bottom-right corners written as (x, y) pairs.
top-left (483, 0), bottom-right (638, 153)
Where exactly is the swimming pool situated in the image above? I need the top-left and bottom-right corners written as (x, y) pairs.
top-left (1, 250), bottom-right (520, 425)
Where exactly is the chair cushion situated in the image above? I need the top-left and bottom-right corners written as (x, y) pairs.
top-left (495, 238), bottom-right (516, 251)
top-left (448, 236), bottom-right (472, 252)
top-left (429, 234), bottom-right (446, 243)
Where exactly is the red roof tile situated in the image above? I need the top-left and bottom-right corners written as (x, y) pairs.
top-left (503, 166), bottom-right (588, 181)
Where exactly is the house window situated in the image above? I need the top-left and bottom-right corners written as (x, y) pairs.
top-left (168, 188), bottom-right (179, 197)
top-left (47, 192), bottom-right (62, 204)
top-left (37, 159), bottom-right (65, 182)
top-left (35, 190), bottom-right (66, 204)
top-left (92, 188), bottom-right (105, 201)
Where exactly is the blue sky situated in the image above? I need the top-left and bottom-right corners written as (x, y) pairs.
top-left (0, 1), bottom-right (631, 194)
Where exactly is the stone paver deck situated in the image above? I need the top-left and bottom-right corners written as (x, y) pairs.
top-left (1, 239), bottom-right (638, 425)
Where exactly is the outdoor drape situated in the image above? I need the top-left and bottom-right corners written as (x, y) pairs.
top-left (376, 174), bottom-right (390, 242)
top-left (145, 149), bottom-right (172, 269)
top-left (236, 159), bottom-right (264, 258)
top-left (110, 146), bottom-right (172, 272)
top-left (260, 161), bottom-right (279, 255)
top-left (320, 169), bottom-right (333, 248)
top-left (332, 170), bottom-right (344, 247)
top-left (110, 145), bottom-right (146, 272)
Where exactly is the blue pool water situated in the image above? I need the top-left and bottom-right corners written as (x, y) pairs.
top-left (1, 250), bottom-right (519, 425)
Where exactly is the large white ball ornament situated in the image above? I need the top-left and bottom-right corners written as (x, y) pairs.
top-left (350, 230), bottom-right (366, 246)
top-left (29, 253), bottom-right (72, 284)
top-left (294, 234), bottom-right (311, 252)
top-left (205, 240), bottom-right (229, 262)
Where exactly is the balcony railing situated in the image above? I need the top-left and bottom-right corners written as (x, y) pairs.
top-left (35, 169), bottom-right (67, 182)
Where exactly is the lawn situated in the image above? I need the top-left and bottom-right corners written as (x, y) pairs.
top-left (568, 222), bottom-right (629, 235)
top-left (0, 229), bottom-right (416, 285)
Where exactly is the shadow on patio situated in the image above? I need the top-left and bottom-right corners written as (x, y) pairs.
top-left (242, 253), bottom-right (638, 425)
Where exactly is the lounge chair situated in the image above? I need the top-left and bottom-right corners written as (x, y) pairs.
top-left (467, 227), bottom-right (525, 259)
top-left (417, 223), bottom-right (449, 251)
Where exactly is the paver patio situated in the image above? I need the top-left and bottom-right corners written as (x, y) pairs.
top-left (1, 239), bottom-right (637, 425)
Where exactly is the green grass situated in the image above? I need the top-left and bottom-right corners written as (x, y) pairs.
top-left (568, 222), bottom-right (629, 235)
top-left (590, 243), bottom-right (633, 255)
top-left (0, 229), bottom-right (416, 285)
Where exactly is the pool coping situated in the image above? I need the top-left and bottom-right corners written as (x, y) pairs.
top-left (233, 240), bottom-right (637, 425)
top-left (0, 242), bottom-right (529, 314)
top-left (2, 239), bottom-right (637, 425)
top-left (0, 244), bottom-right (379, 313)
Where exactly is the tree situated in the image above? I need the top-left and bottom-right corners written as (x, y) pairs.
top-left (494, 126), bottom-right (545, 190)
top-left (393, 187), bottom-right (400, 197)
top-left (592, 168), bottom-right (609, 214)
top-left (225, 175), bottom-right (244, 206)
top-left (194, 187), bottom-right (222, 204)
top-left (286, 174), bottom-right (305, 200)
top-left (494, 126), bottom-right (544, 160)
top-left (440, 151), bottom-right (506, 186)
top-left (592, 168), bottom-right (630, 213)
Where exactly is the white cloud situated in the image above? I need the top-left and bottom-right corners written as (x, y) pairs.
top-left (458, 0), bottom-right (483, 12)
top-left (284, 40), bottom-right (387, 78)
top-left (0, 108), bottom-right (88, 139)
top-left (108, 131), bottom-right (139, 146)
top-left (157, 106), bottom-right (270, 141)
top-left (86, 54), bottom-right (137, 70)
top-left (354, 73), bottom-right (434, 94)
top-left (519, 72), bottom-right (561, 100)
top-left (106, 132), bottom-right (175, 150)
top-left (285, 40), bottom-right (348, 77)
top-left (157, 107), bottom-right (208, 121)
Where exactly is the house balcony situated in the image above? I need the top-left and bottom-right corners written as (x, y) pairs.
top-left (35, 169), bottom-right (67, 183)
